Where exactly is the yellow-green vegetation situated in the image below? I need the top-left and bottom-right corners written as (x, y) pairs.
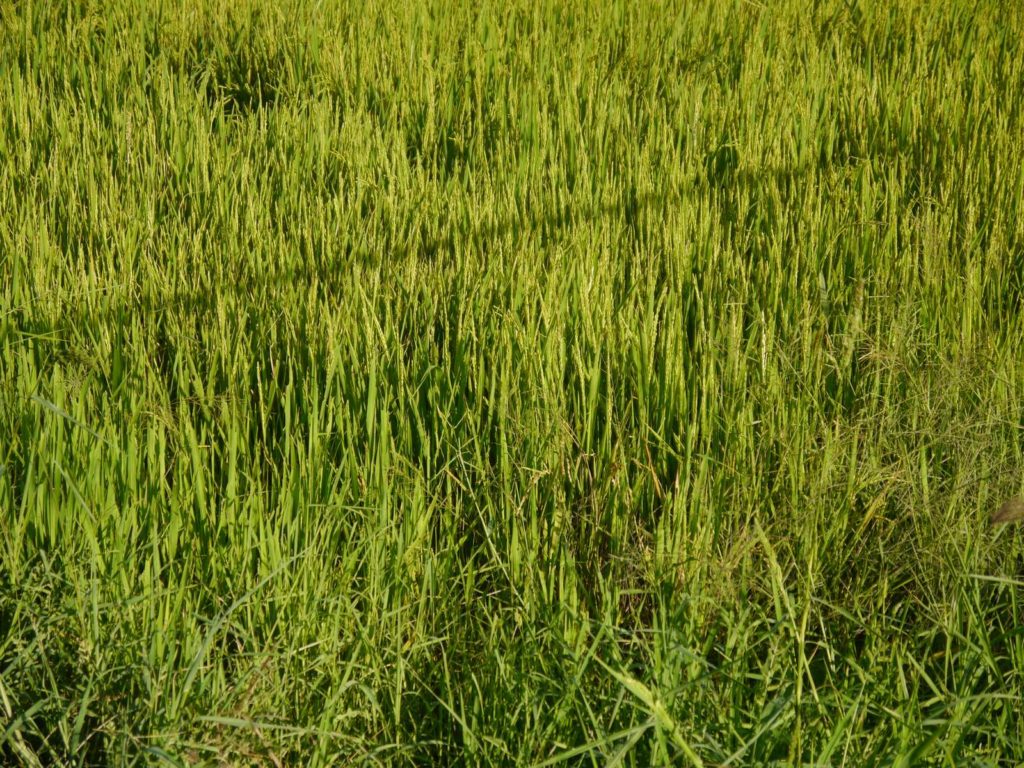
top-left (3, 0), bottom-right (1024, 764)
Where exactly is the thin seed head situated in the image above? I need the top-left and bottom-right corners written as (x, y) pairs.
top-left (991, 497), bottom-right (1024, 526)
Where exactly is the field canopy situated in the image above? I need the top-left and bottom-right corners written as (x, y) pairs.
top-left (2, 0), bottom-right (1023, 765)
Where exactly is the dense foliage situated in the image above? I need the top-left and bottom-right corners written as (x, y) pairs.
top-left (2, 0), bottom-right (1023, 764)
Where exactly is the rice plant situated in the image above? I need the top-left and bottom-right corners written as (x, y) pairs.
top-left (2, 0), bottom-right (1023, 764)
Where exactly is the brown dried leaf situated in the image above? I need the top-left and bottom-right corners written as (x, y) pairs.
top-left (991, 497), bottom-right (1024, 526)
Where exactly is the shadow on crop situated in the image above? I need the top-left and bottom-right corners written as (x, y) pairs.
top-left (9, 154), bottom-right (833, 338)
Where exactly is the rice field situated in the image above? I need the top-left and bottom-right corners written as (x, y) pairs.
top-left (2, 0), bottom-right (1024, 764)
